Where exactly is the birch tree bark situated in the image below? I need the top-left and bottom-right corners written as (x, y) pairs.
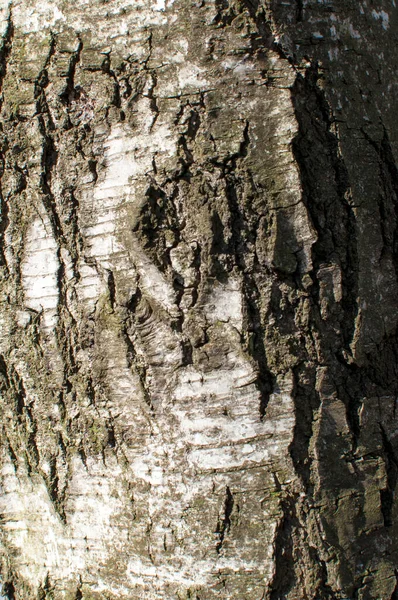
top-left (0, 0), bottom-right (397, 598)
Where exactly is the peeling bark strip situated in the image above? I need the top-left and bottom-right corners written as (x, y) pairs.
top-left (0, 0), bottom-right (397, 598)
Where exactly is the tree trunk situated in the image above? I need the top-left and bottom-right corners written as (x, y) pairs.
top-left (0, 0), bottom-right (397, 598)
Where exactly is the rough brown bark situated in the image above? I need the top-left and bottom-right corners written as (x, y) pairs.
top-left (0, 0), bottom-right (397, 598)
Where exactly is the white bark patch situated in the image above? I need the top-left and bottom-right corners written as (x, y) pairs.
top-left (13, 2), bottom-right (66, 33)
top-left (129, 238), bottom-right (178, 317)
top-left (0, 456), bottom-right (67, 588)
top-left (177, 63), bottom-right (209, 90)
top-left (75, 261), bottom-right (106, 314)
top-left (67, 457), bottom-right (124, 553)
top-left (349, 23), bottom-right (361, 38)
top-left (89, 119), bottom-right (176, 259)
top-left (153, 0), bottom-right (175, 10)
top-left (0, 453), bottom-right (132, 589)
top-left (12, 0), bottom-right (171, 37)
top-left (100, 120), bottom-right (176, 188)
top-left (121, 368), bottom-right (296, 589)
top-left (371, 9), bottom-right (389, 29)
top-left (221, 56), bottom-right (256, 78)
top-left (79, 119), bottom-right (177, 311)
top-left (204, 278), bottom-right (243, 331)
top-left (172, 364), bottom-right (295, 468)
top-left (0, 2), bottom-right (11, 38)
top-left (21, 216), bottom-right (59, 331)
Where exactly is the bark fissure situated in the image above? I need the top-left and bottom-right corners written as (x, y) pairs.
top-left (215, 486), bottom-right (234, 554)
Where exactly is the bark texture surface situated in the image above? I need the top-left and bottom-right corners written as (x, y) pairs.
top-left (0, 0), bottom-right (397, 598)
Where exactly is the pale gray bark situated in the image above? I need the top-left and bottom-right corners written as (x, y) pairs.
top-left (0, 1), bottom-right (397, 599)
